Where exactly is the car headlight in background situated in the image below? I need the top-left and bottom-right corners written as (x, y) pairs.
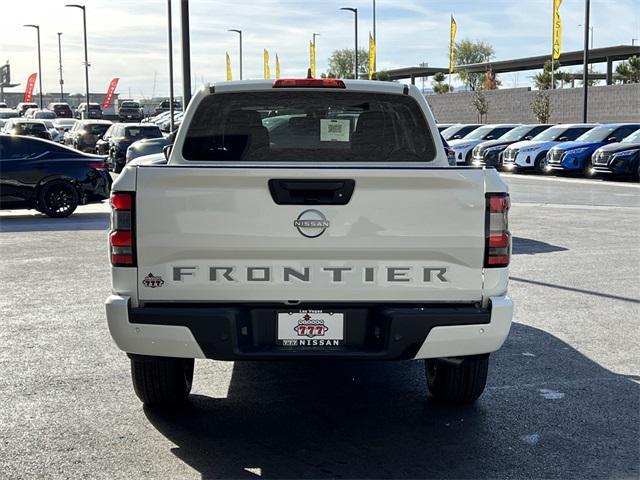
top-left (612, 149), bottom-right (639, 159)
top-left (564, 147), bottom-right (591, 155)
top-left (484, 146), bottom-right (505, 153)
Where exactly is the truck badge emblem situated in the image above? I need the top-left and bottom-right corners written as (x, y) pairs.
top-left (142, 273), bottom-right (164, 288)
top-left (293, 209), bottom-right (330, 238)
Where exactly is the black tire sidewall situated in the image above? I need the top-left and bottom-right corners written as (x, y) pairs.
top-left (38, 181), bottom-right (79, 218)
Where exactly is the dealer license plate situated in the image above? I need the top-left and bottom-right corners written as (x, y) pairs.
top-left (277, 310), bottom-right (344, 347)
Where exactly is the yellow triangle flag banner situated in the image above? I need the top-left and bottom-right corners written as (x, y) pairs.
top-left (552, 0), bottom-right (563, 60)
top-left (449, 15), bottom-right (457, 74)
top-left (226, 52), bottom-right (232, 81)
top-left (276, 54), bottom-right (281, 79)
top-left (368, 33), bottom-right (376, 80)
top-left (310, 41), bottom-right (316, 78)
top-left (264, 49), bottom-right (271, 80)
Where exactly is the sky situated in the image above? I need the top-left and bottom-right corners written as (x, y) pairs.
top-left (1, 0), bottom-right (639, 100)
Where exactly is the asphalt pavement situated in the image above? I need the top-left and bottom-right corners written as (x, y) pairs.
top-left (0, 173), bottom-right (638, 479)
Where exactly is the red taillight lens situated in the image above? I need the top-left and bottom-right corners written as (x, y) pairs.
top-left (109, 192), bottom-right (135, 267)
top-left (89, 161), bottom-right (108, 170)
top-left (273, 78), bottom-right (346, 89)
top-left (110, 192), bottom-right (132, 210)
top-left (485, 193), bottom-right (510, 268)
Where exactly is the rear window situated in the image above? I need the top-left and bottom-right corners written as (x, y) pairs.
top-left (126, 126), bottom-right (162, 139)
top-left (18, 123), bottom-right (46, 133)
top-left (85, 124), bottom-right (110, 135)
top-left (183, 91), bottom-right (436, 162)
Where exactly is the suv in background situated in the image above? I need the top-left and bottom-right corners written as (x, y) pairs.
top-left (24, 108), bottom-right (57, 120)
top-left (440, 124), bottom-right (482, 141)
top-left (15, 102), bottom-right (38, 117)
top-left (118, 101), bottom-right (143, 123)
top-left (64, 119), bottom-right (112, 152)
top-left (2, 118), bottom-right (51, 140)
top-left (103, 123), bottom-right (163, 172)
top-left (47, 102), bottom-right (73, 118)
top-left (154, 99), bottom-right (182, 114)
top-left (75, 102), bottom-right (103, 120)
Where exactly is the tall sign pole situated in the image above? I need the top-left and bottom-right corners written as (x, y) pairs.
top-left (167, 0), bottom-right (175, 131)
top-left (582, 0), bottom-right (590, 122)
top-left (57, 33), bottom-right (64, 102)
top-left (180, 0), bottom-right (191, 107)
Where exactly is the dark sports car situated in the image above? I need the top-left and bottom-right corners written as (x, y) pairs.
top-left (0, 135), bottom-right (112, 217)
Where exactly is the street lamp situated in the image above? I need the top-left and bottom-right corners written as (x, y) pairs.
top-left (340, 7), bottom-right (358, 79)
top-left (167, 0), bottom-right (175, 132)
top-left (578, 24), bottom-right (594, 49)
top-left (228, 29), bottom-right (243, 80)
top-left (23, 24), bottom-right (43, 109)
top-left (57, 32), bottom-right (64, 102)
top-left (65, 4), bottom-right (90, 117)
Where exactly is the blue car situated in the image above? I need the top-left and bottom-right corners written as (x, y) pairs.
top-left (545, 123), bottom-right (640, 175)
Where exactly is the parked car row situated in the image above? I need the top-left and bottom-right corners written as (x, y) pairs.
top-left (437, 122), bottom-right (640, 180)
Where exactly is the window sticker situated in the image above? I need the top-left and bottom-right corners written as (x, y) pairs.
top-left (320, 118), bottom-right (350, 142)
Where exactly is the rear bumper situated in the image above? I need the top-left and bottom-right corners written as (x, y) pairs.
top-left (105, 296), bottom-right (513, 361)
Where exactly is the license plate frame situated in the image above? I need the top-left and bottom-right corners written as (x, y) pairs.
top-left (277, 310), bottom-right (344, 347)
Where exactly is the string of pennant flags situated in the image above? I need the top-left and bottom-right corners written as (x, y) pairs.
top-left (223, 0), bottom-right (563, 82)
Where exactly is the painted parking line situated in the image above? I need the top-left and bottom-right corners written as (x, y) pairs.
top-left (502, 173), bottom-right (640, 189)
top-left (512, 202), bottom-right (639, 211)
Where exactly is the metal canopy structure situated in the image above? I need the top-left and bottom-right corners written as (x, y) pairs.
top-left (382, 45), bottom-right (640, 85)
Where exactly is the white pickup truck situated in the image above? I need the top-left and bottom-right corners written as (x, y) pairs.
top-left (106, 79), bottom-right (513, 407)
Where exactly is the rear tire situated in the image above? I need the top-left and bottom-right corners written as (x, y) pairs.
top-left (130, 355), bottom-right (194, 406)
top-left (37, 180), bottom-right (79, 218)
top-left (425, 354), bottom-right (489, 404)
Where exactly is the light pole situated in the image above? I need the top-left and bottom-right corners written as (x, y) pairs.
top-left (180, 0), bottom-right (191, 106)
top-left (57, 32), bottom-right (64, 102)
top-left (23, 24), bottom-right (43, 108)
top-left (582, 0), bottom-right (590, 122)
top-left (65, 4), bottom-right (90, 117)
top-left (340, 7), bottom-right (358, 79)
top-left (167, 0), bottom-right (175, 131)
top-left (372, 0), bottom-right (376, 42)
top-left (578, 24), bottom-right (594, 49)
top-left (312, 33), bottom-right (320, 77)
top-left (228, 29), bottom-right (243, 80)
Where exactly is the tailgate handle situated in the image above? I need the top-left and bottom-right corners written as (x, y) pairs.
top-left (268, 179), bottom-right (355, 205)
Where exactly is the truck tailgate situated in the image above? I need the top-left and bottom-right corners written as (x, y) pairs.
top-left (135, 166), bottom-right (486, 302)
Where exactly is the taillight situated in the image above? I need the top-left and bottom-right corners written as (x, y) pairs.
top-left (273, 78), bottom-right (346, 89)
top-left (89, 161), bottom-right (108, 170)
top-left (109, 192), bottom-right (135, 267)
top-left (485, 193), bottom-right (510, 268)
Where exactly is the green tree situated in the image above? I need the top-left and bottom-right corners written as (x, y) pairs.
top-left (615, 56), bottom-right (640, 83)
top-left (534, 60), bottom-right (572, 90)
top-left (327, 48), bottom-right (370, 79)
top-left (531, 91), bottom-right (552, 123)
top-left (453, 39), bottom-right (495, 91)
top-left (581, 66), bottom-right (602, 87)
top-left (431, 72), bottom-right (453, 93)
top-left (471, 90), bottom-right (488, 122)
top-left (371, 70), bottom-right (392, 81)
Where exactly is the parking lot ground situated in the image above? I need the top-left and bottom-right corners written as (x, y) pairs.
top-left (1, 174), bottom-right (639, 479)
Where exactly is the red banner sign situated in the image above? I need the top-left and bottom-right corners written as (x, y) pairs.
top-left (23, 73), bottom-right (37, 102)
top-left (102, 77), bottom-right (120, 110)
